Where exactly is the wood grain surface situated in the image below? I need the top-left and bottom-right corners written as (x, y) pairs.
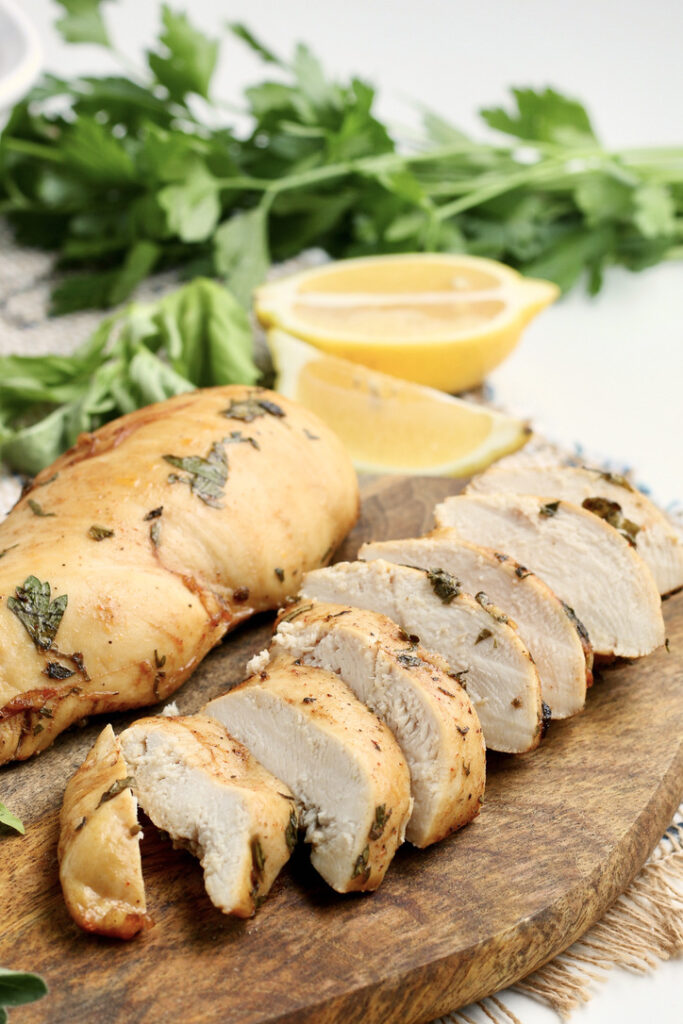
top-left (1, 475), bottom-right (681, 1024)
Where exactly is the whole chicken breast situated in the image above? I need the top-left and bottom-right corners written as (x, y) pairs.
top-left (58, 724), bottom-right (150, 939)
top-left (0, 387), bottom-right (358, 765)
top-left (119, 715), bottom-right (297, 918)
top-left (434, 494), bottom-right (664, 658)
top-left (360, 531), bottom-right (592, 719)
top-left (268, 601), bottom-right (486, 847)
top-left (465, 463), bottom-right (683, 594)
top-left (205, 658), bottom-right (412, 893)
top-left (300, 560), bottom-right (544, 753)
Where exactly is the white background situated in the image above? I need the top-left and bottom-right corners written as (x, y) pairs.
top-left (14, 1), bottom-right (683, 1020)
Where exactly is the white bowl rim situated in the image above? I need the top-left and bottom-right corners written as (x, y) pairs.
top-left (0, 0), bottom-right (43, 111)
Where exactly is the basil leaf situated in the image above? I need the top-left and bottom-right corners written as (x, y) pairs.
top-left (0, 968), bottom-right (48, 1007)
top-left (0, 803), bottom-right (25, 836)
top-left (214, 206), bottom-right (270, 307)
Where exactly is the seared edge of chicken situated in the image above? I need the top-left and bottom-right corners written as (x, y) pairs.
top-left (434, 494), bottom-right (665, 658)
top-left (205, 658), bottom-right (412, 893)
top-left (300, 560), bottom-right (544, 754)
top-left (268, 601), bottom-right (485, 847)
top-left (360, 531), bottom-right (592, 719)
top-left (0, 386), bottom-right (359, 766)
top-left (58, 724), bottom-right (151, 939)
top-left (119, 714), bottom-right (297, 917)
top-left (465, 463), bottom-right (683, 595)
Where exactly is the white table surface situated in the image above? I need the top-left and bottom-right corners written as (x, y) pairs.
top-left (16, 2), bottom-right (683, 1021)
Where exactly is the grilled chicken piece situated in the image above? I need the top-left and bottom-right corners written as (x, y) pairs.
top-left (300, 560), bottom-right (544, 753)
top-left (360, 532), bottom-right (592, 719)
top-left (205, 659), bottom-right (412, 893)
top-left (59, 724), bottom-right (150, 939)
top-left (0, 386), bottom-right (358, 766)
top-left (119, 715), bottom-right (297, 918)
top-left (268, 601), bottom-right (486, 847)
top-left (435, 494), bottom-right (664, 658)
top-left (465, 463), bottom-right (683, 595)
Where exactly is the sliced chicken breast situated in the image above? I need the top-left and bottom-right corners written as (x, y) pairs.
top-left (59, 724), bottom-right (150, 939)
top-left (205, 659), bottom-right (412, 893)
top-left (466, 463), bottom-right (683, 594)
top-left (360, 531), bottom-right (592, 719)
top-left (119, 715), bottom-right (297, 917)
top-left (268, 602), bottom-right (486, 847)
top-left (300, 560), bottom-right (544, 754)
top-left (435, 494), bottom-right (664, 658)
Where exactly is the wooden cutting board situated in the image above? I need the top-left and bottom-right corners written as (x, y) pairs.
top-left (1, 475), bottom-right (682, 1024)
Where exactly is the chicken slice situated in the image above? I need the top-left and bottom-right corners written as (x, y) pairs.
top-left (205, 659), bottom-right (412, 893)
top-left (300, 560), bottom-right (544, 754)
top-left (268, 601), bottom-right (486, 847)
top-left (360, 531), bottom-right (592, 719)
top-left (119, 715), bottom-right (297, 917)
top-left (466, 463), bottom-right (683, 595)
top-left (435, 494), bottom-right (664, 658)
top-left (58, 724), bottom-right (151, 939)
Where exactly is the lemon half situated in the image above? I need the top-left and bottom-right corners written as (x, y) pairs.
top-left (270, 329), bottom-right (531, 477)
top-left (256, 253), bottom-right (559, 392)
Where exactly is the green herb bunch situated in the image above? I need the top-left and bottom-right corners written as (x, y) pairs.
top-left (0, 279), bottom-right (258, 474)
top-left (1, 0), bottom-right (681, 314)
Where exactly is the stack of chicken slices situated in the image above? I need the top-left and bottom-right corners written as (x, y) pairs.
top-left (60, 463), bottom-right (680, 936)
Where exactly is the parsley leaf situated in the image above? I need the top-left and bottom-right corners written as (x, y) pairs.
top-left (164, 440), bottom-right (228, 507)
top-left (55, 0), bottom-right (113, 48)
top-left (7, 577), bottom-right (68, 651)
top-left (147, 5), bottom-right (219, 102)
top-left (1, 5), bottom-right (681, 315)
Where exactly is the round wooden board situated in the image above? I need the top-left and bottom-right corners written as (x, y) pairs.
top-left (1, 476), bottom-right (682, 1024)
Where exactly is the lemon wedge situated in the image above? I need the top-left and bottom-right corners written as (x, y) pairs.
top-left (269, 329), bottom-right (531, 476)
top-left (256, 253), bottom-right (559, 392)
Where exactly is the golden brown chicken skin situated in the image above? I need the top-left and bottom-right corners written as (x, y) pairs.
top-left (58, 724), bottom-right (151, 939)
top-left (0, 387), bottom-right (359, 764)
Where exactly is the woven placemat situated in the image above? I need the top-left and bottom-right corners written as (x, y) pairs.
top-left (1, 226), bottom-right (681, 1022)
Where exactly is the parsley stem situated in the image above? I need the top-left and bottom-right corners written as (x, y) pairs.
top-left (2, 138), bottom-right (65, 163)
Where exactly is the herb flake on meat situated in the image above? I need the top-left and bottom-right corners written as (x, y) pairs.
top-left (539, 500), bottom-right (560, 517)
top-left (164, 440), bottom-right (228, 507)
top-left (369, 804), bottom-right (391, 841)
top-left (222, 394), bottom-right (285, 423)
top-left (285, 810), bottom-right (298, 852)
top-left (8, 576), bottom-right (68, 651)
top-left (582, 496), bottom-right (641, 547)
top-left (352, 845), bottom-right (370, 878)
top-left (97, 776), bottom-right (135, 807)
top-left (426, 568), bottom-right (461, 603)
top-left (27, 499), bottom-right (55, 518)
top-left (88, 525), bottom-right (114, 541)
top-left (44, 662), bottom-right (74, 680)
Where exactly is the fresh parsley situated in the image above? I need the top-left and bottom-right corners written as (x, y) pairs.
top-left (164, 440), bottom-right (229, 507)
top-left (0, 0), bottom-right (679, 319)
top-left (7, 577), bottom-right (68, 651)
